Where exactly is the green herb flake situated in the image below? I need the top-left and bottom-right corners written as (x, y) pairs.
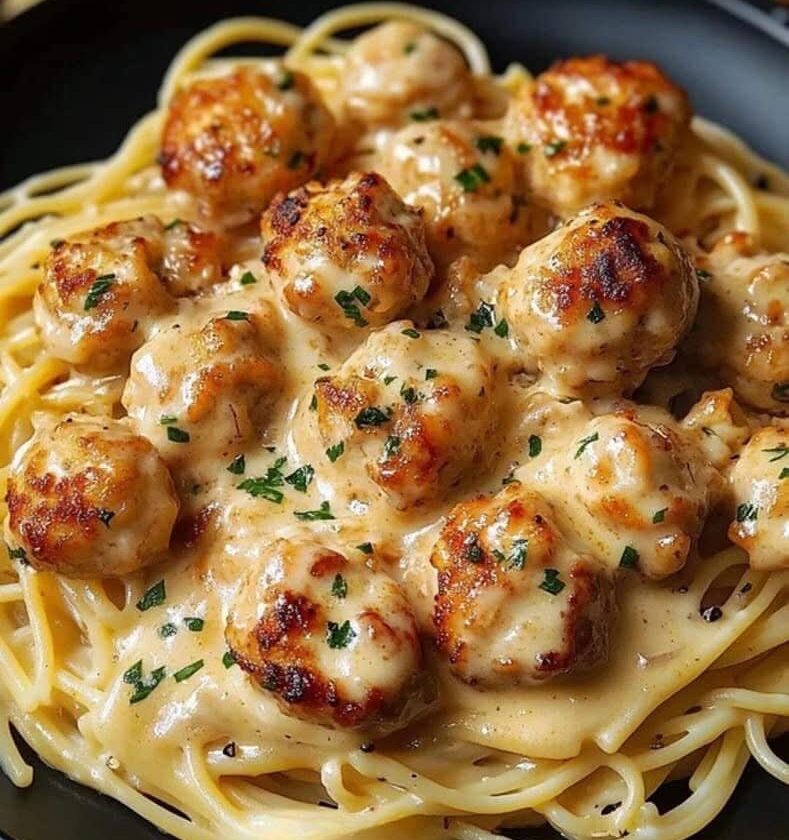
top-left (383, 374), bottom-right (397, 386)
top-left (466, 301), bottom-right (496, 334)
top-left (317, 363), bottom-right (331, 371)
top-left (326, 442), bottom-right (345, 462)
top-left (159, 623), bottom-right (178, 639)
top-left (166, 426), bottom-right (190, 444)
top-left (227, 454), bottom-right (246, 475)
top-left (354, 406), bottom-right (390, 428)
top-left (425, 368), bottom-right (438, 380)
top-left (7, 545), bottom-right (27, 562)
top-left (695, 268), bottom-right (712, 282)
top-left (136, 579), bottom-right (166, 612)
top-left (404, 42), bottom-right (417, 54)
top-left (516, 142), bottom-right (532, 154)
top-left (224, 310), bottom-right (249, 321)
top-left (173, 659), bottom-right (205, 683)
top-left (475, 135), bottom-right (504, 155)
top-left (123, 660), bottom-right (143, 684)
top-left (736, 502), bottom-right (758, 523)
top-left (493, 318), bottom-right (509, 338)
top-left (652, 508), bottom-right (667, 524)
top-left (400, 384), bottom-right (419, 404)
top-left (222, 650), bottom-right (237, 669)
top-left (503, 538), bottom-right (528, 570)
top-left (326, 620), bottom-right (356, 649)
top-left (574, 432), bottom-right (599, 459)
top-left (184, 617), bottom-right (204, 632)
top-left (164, 218), bottom-right (183, 230)
top-left (382, 435), bottom-right (401, 458)
top-left (84, 274), bottom-right (116, 311)
top-left (762, 444), bottom-right (789, 462)
top-left (539, 568), bottom-right (565, 594)
top-left (335, 289), bottom-right (369, 327)
top-left (356, 542), bottom-right (374, 555)
top-left (309, 394), bottom-right (318, 412)
top-left (587, 301), bottom-right (605, 324)
top-left (331, 574), bottom-right (348, 599)
top-left (780, 467), bottom-right (789, 480)
top-left (277, 70), bottom-right (294, 91)
top-left (294, 500), bottom-right (335, 521)
top-left (528, 435), bottom-right (542, 458)
top-left (239, 271), bottom-right (258, 286)
top-left (285, 464), bottom-right (314, 493)
top-left (97, 509), bottom-right (115, 528)
top-left (454, 163), bottom-right (491, 193)
top-left (544, 139), bottom-right (567, 158)
top-left (410, 106), bottom-right (439, 122)
top-left (159, 414), bottom-right (177, 425)
top-left (129, 666), bottom-right (166, 704)
top-left (619, 546), bottom-right (639, 569)
top-left (401, 328), bottom-right (420, 339)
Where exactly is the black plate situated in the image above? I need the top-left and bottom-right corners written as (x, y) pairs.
top-left (0, 1), bottom-right (786, 838)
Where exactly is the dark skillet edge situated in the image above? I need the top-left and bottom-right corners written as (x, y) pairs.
top-left (0, 1), bottom-right (787, 839)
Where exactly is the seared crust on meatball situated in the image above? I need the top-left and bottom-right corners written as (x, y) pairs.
top-left (686, 233), bottom-right (789, 415)
top-left (505, 55), bottom-right (691, 215)
top-left (307, 322), bottom-right (498, 508)
top-left (431, 484), bottom-right (614, 687)
top-left (496, 202), bottom-right (698, 397)
top-left (727, 427), bottom-right (789, 570)
top-left (160, 219), bottom-right (226, 296)
top-left (5, 415), bottom-right (178, 578)
top-left (122, 305), bottom-right (283, 468)
top-left (377, 120), bottom-right (543, 271)
top-left (226, 538), bottom-right (425, 729)
top-left (261, 172), bottom-right (433, 328)
top-left (160, 66), bottom-right (335, 217)
top-left (341, 21), bottom-right (473, 126)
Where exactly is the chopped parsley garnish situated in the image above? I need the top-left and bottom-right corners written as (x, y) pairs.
top-left (239, 271), bottom-right (258, 285)
top-left (317, 363), bottom-right (331, 371)
top-left (466, 301), bottom-right (496, 334)
top-left (404, 42), bottom-right (417, 54)
top-left (222, 650), bottom-right (237, 669)
top-left (619, 546), bottom-right (639, 569)
top-left (544, 139), bottom-right (567, 157)
top-left (516, 142), bottom-right (532, 154)
top-left (159, 414), bottom-right (177, 425)
top-left (494, 538), bottom-right (528, 570)
top-left (326, 442), bottom-right (345, 462)
top-left (309, 394), bottom-right (318, 412)
top-left (475, 135), bottom-right (504, 155)
top-left (326, 620), bottom-right (355, 649)
top-left (425, 368), bottom-right (438, 380)
top-left (166, 426), bottom-right (190, 443)
top-left (400, 384), bottom-right (419, 404)
top-left (129, 666), bottom-right (166, 704)
top-left (287, 150), bottom-right (304, 169)
top-left (294, 500), bottom-right (335, 521)
top-left (410, 106), bottom-right (439, 122)
top-left (382, 435), bottom-right (401, 458)
top-left (224, 310), bottom-right (249, 321)
top-left (587, 301), bottom-right (605, 324)
top-left (237, 457), bottom-right (286, 504)
top-left (652, 508), bottom-right (667, 524)
top-left (174, 659), bottom-right (204, 683)
top-left (454, 163), bottom-right (491, 193)
top-left (539, 568), bottom-right (565, 594)
top-left (763, 444), bottom-right (789, 462)
top-left (356, 542), bottom-right (374, 555)
top-left (463, 534), bottom-right (484, 563)
top-left (50, 238), bottom-right (65, 247)
top-left (736, 502), bottom-right (758, 522)
top-left (277, 70), bottom-right (294, 90)
top-left (84, 274), bottom-right (116, 311)
top-left (335, 287), bottom-right (370, 327)
top-left (574, 432), bottom-right (599, 459)
top-left (354, 406), bottom-right (390, 428)
top-left (136, 579), bottom-right (166, 612)
top-left (695, 268), bottom-right (712, 282)
top-left (159, 623), bottom-right (177, 639)
top-left (227, 454), bottom-right (246, 475)
top-left (97, 509), bottom-right (115, 528)
top-left (528, 435), bottom-right (542, 458)
top-left (401, 327), bottom-right (420, 339)
top-left (331, 574), bottom-right (348, 599)
top-left (643, 94), bottom-right (659, 113)
top-left (383, 374), bottom-right (397, 386)
top-left (780, 467), bottom-right (789, 480)
top-left (184, 617), bottom-right (204, 632)
top-left (7, 545), bottom-right (27, 562)
top-left (123, 661), bottom-right (143, 684)
top-left (285, 464), bottom-right (314, 493)
top-left (493, 318), bottom-right (509, 338)
top-left (164, 218), bottom-right (183, 230)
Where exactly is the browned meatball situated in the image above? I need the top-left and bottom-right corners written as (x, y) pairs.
top-left (261, 172), bottom-right (433, 329)
top-left (505, 55), bottom-right (691, 215)
top-left (5, 415), bottom-right (178, 578)
top-left (226, 538), bottom-right (425, 729)
top-left (431, 484), bottom-right (614, 687)
top-left (160, 66), bottom-right (335, 218)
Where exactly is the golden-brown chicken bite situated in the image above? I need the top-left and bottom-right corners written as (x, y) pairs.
top-left (431, 484), bottom-right (614, 687)
top-left (261, 172), bottom-right (433, 328)
top-left (377, 120), bottom-right (541, 271)
top-left (160, 66), bottom-right (335, 218)
top-left (341, 21), bottom-right (473, 127)
top-left (505, 55), bottom-right (690, 216)
top-left (304, 322), bottom-right (499, 509)
top-left (226, 538), bottom-right (426, 729)
top-left (4, 415), bottom-right (178, 578)
top-left (681, 388), bottom-right (751, 470)
top-left (495, 202), bottom-right (698, 397)
top-left (727, 427), bottom-right (788, 570)
top-left (122, 305), bottom-right (283, 470)
top-left (524, 409), bottom-right (723, 579)
top-left (686, 234), bottom-right (789, 415)
top-left (159, 219), bottom-right (226, 296)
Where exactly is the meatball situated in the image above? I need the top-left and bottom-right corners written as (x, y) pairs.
top-left (431, 484), bottom-right (614, 687)
top-left (122, 305), bottom-right (283, 468)
top-left (261, 172), bottom-right (433, 329)
top-left (4, 415), bottom-right (178, 578)
top-left (728, 427), bottom-right (789, 571)
top-left (160, 66), bottom-right (335, 218)
top-left (341, 21), bottom-right (473, 126)
top-left (529, 410), bottom-right (722, 579)
top-left (681, 388), bottom-right (751, 470)
top-left (307, 322), bottom-right (498, 509)
top-left (377, 120), bottom-right (540, 271)
top-left (226, 538), bottom-right (425, 729)
top-left (35, 217), bottom-right (174, 370)
top-left (686, 234), bottom-right (789, 415)
top-left (505, 55), bottom-right (690, 216)
top-left (496, 202), bottom-right (698, 397)
top-left (159, 219), bottom-right (225, 297)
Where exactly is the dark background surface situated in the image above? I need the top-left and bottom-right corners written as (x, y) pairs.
top-left (0, 0), bottom-right (787, 838)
